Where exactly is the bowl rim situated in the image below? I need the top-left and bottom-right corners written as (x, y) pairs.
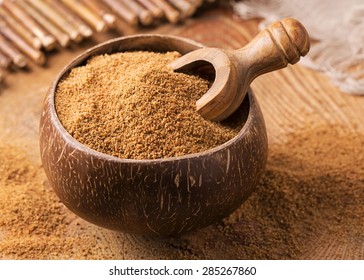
top-left (47, 34), bottom-right (256, 164)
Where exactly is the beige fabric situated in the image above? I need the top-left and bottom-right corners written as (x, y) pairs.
top-left (232, 0), bottom-right (364, 95)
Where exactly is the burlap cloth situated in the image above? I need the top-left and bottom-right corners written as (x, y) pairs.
top-left (233, 0), bottom-right (364, 95)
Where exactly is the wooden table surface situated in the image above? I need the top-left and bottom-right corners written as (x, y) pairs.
top-left (1, 7), bottom-right (363, 259)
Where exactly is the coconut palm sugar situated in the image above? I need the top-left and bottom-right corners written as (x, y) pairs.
top-left (0, 146), bottom-right (113, 259)
top-left (1, 126), bottom-right (363, 259)
top-left (202, 125), bottom-right (364, 259)
top-left (55, 51), bottom-right (241, 160)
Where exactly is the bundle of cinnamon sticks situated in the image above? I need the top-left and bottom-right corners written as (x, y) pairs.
top-left (0, 0), bottom-right (217, 84)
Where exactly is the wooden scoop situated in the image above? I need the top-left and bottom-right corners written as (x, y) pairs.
top-left (170, 18), bottom-right (310, 121)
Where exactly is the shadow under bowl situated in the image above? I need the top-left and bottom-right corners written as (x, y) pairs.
top-left (39, 35), bottom-right (268, 236)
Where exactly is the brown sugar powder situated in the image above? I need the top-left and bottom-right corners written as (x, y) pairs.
top-left (55, 51), bottom-right (241, 160)
top-left (0, 146), bottom-right (112, 259)
top-left (116, 124), bottom-right (363, 260)
top-left (210, 125), bottom-right (364, 259)
top-left (2, 54), bottom-right (363, 260)
top-left (1, 126), bottom-right (363, 259)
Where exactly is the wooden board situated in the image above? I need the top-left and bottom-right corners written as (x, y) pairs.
top-left (1, 7), bottom-right (363, 259)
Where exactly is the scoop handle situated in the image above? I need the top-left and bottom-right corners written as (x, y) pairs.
top-left (234, 18), bottom-right (310, 81)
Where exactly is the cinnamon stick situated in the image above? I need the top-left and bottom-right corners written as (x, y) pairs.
top-left (0, 51), bottom-right (11, 69)
top-left (2, 0), bottom-right (56, 51)
top-left (28, 0), bottom-right (82, 43)
top-left (80, 0), bottom-right (116, 27)
top-left (0, 18), bottom-right (46, 65)
top-left (136, 0), bottom-right (164, 19)
top-left (185, 0), bottom-right (204, 17)
top-left (101, 0), bottom-right (138, 26)
top-left (119, 0), bottom-right (154, 25)
top-left (0, 33), bottom-right (27, 68)
top-left (45, 0), bottom-right (93, 39)
top-left (0, 7), bottom-right (42, 50)
top-left (153, 0), bottom-right (180, 23)
top-left (17, 1), bottom-right (70, 48)
top-left (61, 0), bottom-right (107, 32)
top-left (168, 0), bottom-right (195, 17)
top-left (0, 68), bottom-right (4, 83)
top-left (188, 0), bottom-right (203, 6)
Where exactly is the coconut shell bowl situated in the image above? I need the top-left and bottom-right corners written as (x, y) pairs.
top-left (39, 34), bottom-right (268, 236)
